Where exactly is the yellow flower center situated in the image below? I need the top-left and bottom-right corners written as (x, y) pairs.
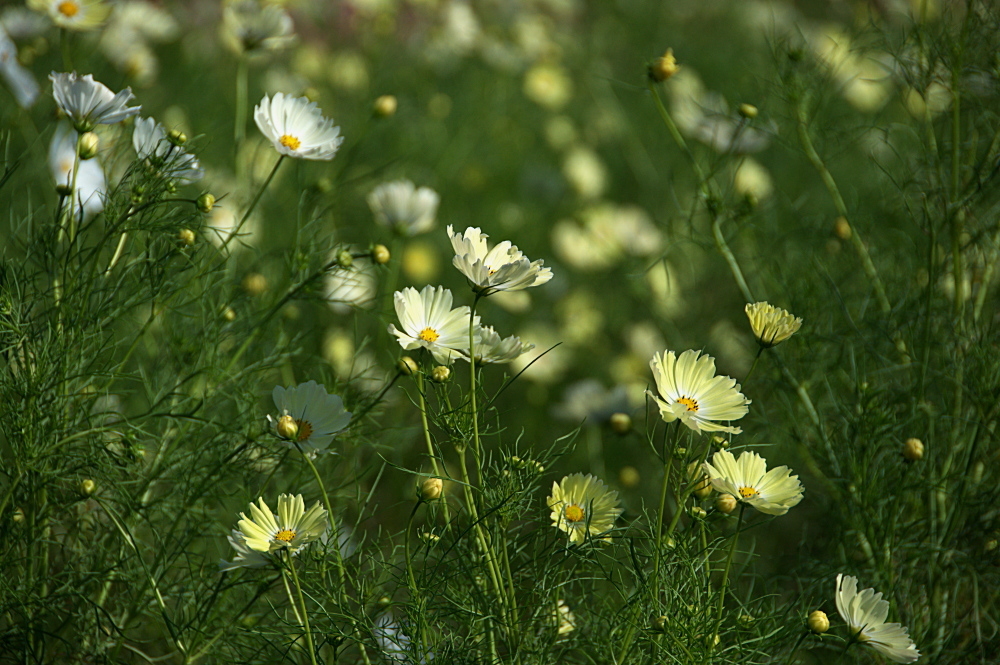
top-left (738, 486), bottom-right (758, 499)
top-left (564, 505), bottom-right (585, 523)
top-left (676, 396), bottom-right (699, 411)
top-left (418, 327), bottom-right (440, 342)
top-left (296, 419), bottom-right (314, 442)
top-left (275, 528), bottom-right (296, 542)
top-left (57, 0), bottom-right (80, 17)
top-left (279, 134), bottom-right (302, 150)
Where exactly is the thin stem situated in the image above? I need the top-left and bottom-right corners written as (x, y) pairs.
top-left (404, 502), bottom-right (427, 657)
top-left (221, 154), bottom-right (285, 253)
top-left (295, 445), bottom-right (346, 590)
top-left (744, 347), bottom-right (764, 384)
top-left (234, 56), bottom-right (248, 173)
top-left (711, 503), bottom-right (746, 647)
top-left (283, 556), bottom-right (319, 665)
top-left (469, 293), bottom-right (482, 459)
top-left (416, 371), bottom-right (452, 526)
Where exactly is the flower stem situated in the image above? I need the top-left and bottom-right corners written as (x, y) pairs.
top-left (711, 503), bottom-right (746, 648)
top-left (284, 555), bottom-right (319, 665)
top-left (221, 153), bottom-right (284, 253)
top-left (295, 444), bottom-right (346, 590)
top-left (416, 371), bottom-right (452, 526)
top-left (404, 502), bottom-right (428, 658)
top-left (469, 293), bottom-right (482, 458)
top-left (234, 56), bottom-right (248, 173)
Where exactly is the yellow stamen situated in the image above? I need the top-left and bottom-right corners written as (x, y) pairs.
top-left (738, 486), bottom-right (758, 499)
top-left (57, 0), bottom-right (80, 17)
top-left (564, 505), bottom-right (585, 523)
top-left (279, 134), bottom-right (302, 150)
top-left (296, 420), bottom-right (314, 442)
top-left (418, 327), bottom-right (440, 342)
top-left (676, 396), bottom-right (699, 411)
top-left (275, 528), bottom-right (296, 542)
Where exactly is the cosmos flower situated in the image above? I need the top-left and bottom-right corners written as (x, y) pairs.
top-left (745, 301), bottom-right (802, 348)
top-left (547, 473), bottom-right (622, 544)
top-left (132, 117), bottom-right (203, 184)
top-left (49, 122), bottom-right (105, 220)
top-left (647, 349), bottom-right (750, 434)
top-left (222, 0), bottom-right (295, 55)
top-left (368, 179), bottom-right (440, 236)
top-left (29, 0), bottom-right (110, 31)
top-left (387, 285), bottom-right (480, 365)
top-left (254, 93), bottom-right (343, 161)
top-left (472, 326), bottom-right (533, 364)
top-left (703, 450), bottom-right (804, 516)
top-left (266, 380), bottom-right (352, 455)
top-left (219, 529), bottom-right (271, 571)
top-left (0, 25), bottom-right (39, 108)
top-left (237, 493), bottom-right (328, 554)
top-left (835, 574), bottom-right (920, 663)
top-left (447, 225), bottom-right (553, 295)
top-left (50, 72), bottom-right (140, 132)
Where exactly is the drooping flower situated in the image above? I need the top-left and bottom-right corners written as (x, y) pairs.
top-left (29, 0), bottom-right (110, 31)
top-left (547, 473), bottom-right (622, 544)
top-left (219, 529), bottom-right (271, 571)
top-left (237, 493), bottom-right (328, 554)
top-left (447, 225), bottom-right (553, 295)
top-left (368, 180), bottom-right (440, 236)
top-left (254, 93), bottom-right (343, 161)
top-left (472, 326), bottom-right (533, 364)
top-left (835, 574), bottom-right (920, 663)
top-left (745, 301), bottom-right (802, 348)
top-left (387, 285), bottom-right (480, 365)
top-left (132, 117), bottom-right (203, 184)
top-left (49, 122), bottom-right (105, 220)
top-left (266, 380), bottom-right (352, 455)
top-left (222, 0), bottom-right (295, 55)
top-left (50, 72), bottom-right (140, 132)
top-left (647, 349), bottom-right (750, 434)
top-left (703, 449), bottom-right (803, 516)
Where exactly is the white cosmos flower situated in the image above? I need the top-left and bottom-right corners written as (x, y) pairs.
top-left (473, 326), bottom-right (533, 364)
top-left (447, 225), bottom-right (553, 295)
top-left (835, 574), bottom-right (920, 663)
top-left (29, 0), bottom-right (110, 31)
top-left (0, 25), bottom-right (39, 108)
top-left (219, 529), bottom-right (271, 571)
top-left (547, 473), bottom-right (622, 544)
top-left (49, 122), bottom-right (105, 220)
top-left (266, 380), bottom-right (352, 454)
top-left (237, 493), bottom-right (328, 554)
top-left (745, 301), bottom-right (802, 348)
top-left (254, 93), bottom-right (343, 160)
top-left (222, 0), bottom-right (295, 55)
top-left (50, 72), bottom-right (140, 132)
top-left (324, 258), bottom-right (377, 314)
top-left (703, 449), bottom-right (803, 516)
top-left (647, 349), bottom-right (750, 434)
top-left (132, 117), bottom-right (203, 184)
top-left (368, 179), bottom-right (440, 236)
top-left (387, 285), bottom-right (480, 365)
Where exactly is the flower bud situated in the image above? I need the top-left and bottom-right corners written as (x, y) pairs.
top-left (397, 356), bottom-right (419, 376)
top-left (689, 506), bottom-right (707, 519)
top-left (651, 615), bottom-right (668, 632)
top-left (715, 494), bottom-right (737, 514)
top-left (903, 437), bottom-right (924, 461)
top-left (431, 366), bottom-right (450, 383)
top-left (834, 216), bottom-right (852, 240)
top-left (167, 129), bottom-right (187, 146)
top-left (222, 306), bottom-right (236, 322)
top-left (336, 250), bottom-right (354, 268)
top-left (808, 610), bottom-right (829, 634)
top-left (276, 414), bottom-right (299, 440)
top-left (77, 132), bottom-right (99, 160)
top-left (79, 479), bottom-right (96, 497)
top-left (178, 228), bottom-right (196, 246)
top-left (609, 412), bottom-right (631, 434)
top-left (371, 244), bottom-right (391, 265)
top-left (242, 272), bottom-right (268, 296)
top-left (12, 507), bottom-right (24, 524)
top-left (373, 94), bottom-right (398, 117)
top-left (196, 193), bottom-right (215, 213)
top-left (419, 530), bottom-right (440, 545)
top-left (687, 462), bottom-right (712, 499)
top-left (618, 465), bottom-right (640, 489)
top-left (56, 183), bottom-right (74, 197)
top-left (673, 446), bottom-right (687, 460)
top-left (377, 596), bottom-right (392, 608)
top-left (649, 48), bottom-right (680, 82)
top-left (738, 103), bottom-right (759, 120)
top-left (419, 477), bottom-right (443, 501)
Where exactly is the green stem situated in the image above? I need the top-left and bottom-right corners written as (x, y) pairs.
top-left (744, 347), bottom-right (764, 384)
top-left (234, 56), bottom-right (248, 173)
top-left (404, 502), bottom-right (427, 657)
top-left (469, 294), bottom-right (482, 459)
top-left (221, 154), bottom-right (285, 253)
top-left (711, 504), bottom-right (746, 648)
top-left (284, 557), bottom-right (318, 665)
top-left (296, 445), bottom-right (346, 590)
top-left (416, 371), bottom-right (452, 526)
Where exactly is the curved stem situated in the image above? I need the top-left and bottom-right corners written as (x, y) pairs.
top-left (711, 503), bottom-right (746, 647)
top-left (222, 154), bottom-right (285, 253)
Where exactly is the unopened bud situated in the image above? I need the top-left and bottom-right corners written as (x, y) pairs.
top-left (419, 530), bottom-right (440, 545)
top-left (276, 414), bottom-right (299, 440)
top-left (178, 228), bottom-right (196, 246)
top-left (77, 131), bottom-right (99, 160)
top-left (737, 103), bottom-right (758, 120)
top-left (397, 356), bottom-right (419, 376)
top-left (687, 462), bottom-right (712, 499)
top-left (689, 506), bottom-right (707, 519)
top-left (242, 272), bottom-right (268, 296)
top-left (373, 94), bottom-right (398, 117)
top-left (649, 48), bottom-right (680, 82)
top-left (222, 306), bottom-right (236, 322)
top-left (903, 437), bottom-right (924, 461)
top-left (336, 250), bottom-right (354, 268)
top-left (12, 507), bottom-right (24, 523)
top-left (651, 615), bottom-right (668, 632)
top-left (419, 477), bottom-right (443, 501)
top-left (196, 193), bottom-right (215, 213)
top-left (167, 129), bottom-right (187, 146)
top-left (56, 183), bottom-right (74, 197)
top-left (377, 596), bottom-right (392, 608)
top-left (79, 479), bottom-right (96, 497)
top-left (371, 244), bottom-right (391, 265)
top-left (618, 465), bottom-right (640, 489)
top-left (834, 216), bottom-right (852, 240)
top-left (808, 610), bottom-right (829, 634)
top-left (715, 494), bottom-right (737, 514)
top-left (609, 412), bottom-right (631, 434)
top-left (431, 366), bottom-right (450, 383)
